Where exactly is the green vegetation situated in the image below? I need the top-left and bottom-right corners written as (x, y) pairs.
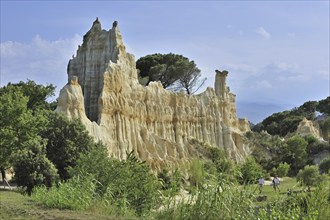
top-left (319, 157), bottom-right (330, 174)
top-left (136, 53), bottom-right (206, 94)
top-left (253, 97), bottom-right (330, 136)
top-left (296, 165), bottom-right (326, 188)
top-left (237, 156), bottom-right (264, 184)
top-left (0, 189), bottom-right (120, 220)
top-left (32, 173), bottom-right (98, 211)
top-left (1, 80), bottom-right (329, 219)
top-left (3, 176), bottom-right (328, 219)
top-left (0, 80), bottom-right (103, 193)
top-left (69, 148), bottom-right (161, 216)
top-left (41, 112), bottom-right (97, 180)
top-left (273, 162), bottom-right (290, 177)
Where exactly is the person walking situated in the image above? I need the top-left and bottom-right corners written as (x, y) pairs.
top-left (273, 175), bottom-right (280, 192)
top-left (258, 176), bottom-right (265, 193)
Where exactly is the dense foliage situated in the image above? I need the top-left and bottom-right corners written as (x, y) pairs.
top-left (0, 81), bottom-right (102, 193)
top-left (296, 165), bottom-right (325, 188)
top-left (41, 112), bottom-right (96, 180)
top-left (319, 157), bottom-right (330, 174)
top-left (0, 80), bottom-right (56, 111)
top-left (253, 97), bottom-right (330, 136)
top-left (33, 173), bottom-right (98, 210)
top-left (136, 53), bottom-right (206, 94)
top-left (12, 138), bottom-right (59, 195)
top-left (2, 80), bottom-right (329, 219)
top-left (237, 157), bottom-right (264, 184)
top-left (0, 89), bottom-right (58, 194)
top-left (69, 147), bottom-right (161, 216)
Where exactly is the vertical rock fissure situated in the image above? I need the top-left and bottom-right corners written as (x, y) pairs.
top-left (67, 19), bottom-right (122, 122)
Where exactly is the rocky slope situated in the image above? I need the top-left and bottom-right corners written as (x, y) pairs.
top-left (56, 19), bottom-right (251, 169)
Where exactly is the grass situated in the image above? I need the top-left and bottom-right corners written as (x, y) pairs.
top-left (0, 189), bottom-right (125, 220)
top-left (251, 177), bottom-right (303, 205)
top-left (1, 177), bottom-right (328, 219)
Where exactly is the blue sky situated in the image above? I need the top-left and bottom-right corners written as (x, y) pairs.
top-left (1, 1), bottom-right (329, 123)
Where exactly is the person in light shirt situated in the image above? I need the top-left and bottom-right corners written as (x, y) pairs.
top-left (258, 176), bottom-right (265, 193)
top-left (272, 175), bottom-right (280, 192)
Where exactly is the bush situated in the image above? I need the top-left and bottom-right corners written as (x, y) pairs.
top-left (157, 180), bottom-right (255, 220)
top-left (237, 157), bottom-right (264, 184)
top-left (32, 173), bottom-right (98, 210)
top-left (158, 168), bottom-right (182, 196)
top-left (319, 157), bottom-right (330, 174)
top-left (276, 162), bottom-right (290, 177)
top-left (12, 138), bottom-right (59, 195)
top-left (41, 112), bottom-right (96, 180)
top-left (188, 158), bottom-right (206, 187)
top-left (296, 165), bottom-right (324, 188)
top-left (70, 149), bottom-right (161, 216)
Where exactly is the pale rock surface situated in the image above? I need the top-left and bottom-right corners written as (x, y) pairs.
top-left (296, 117), bottom-right (322, 139)
top-left (56, 19), bottom-right (251, 168)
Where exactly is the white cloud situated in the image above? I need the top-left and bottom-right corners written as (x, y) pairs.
top-left (253, 80), bottom-right (272, 89)
top-left (256, 27), bottom-right (271, 40)
top-left (0, 35), bottom-right (82, 96)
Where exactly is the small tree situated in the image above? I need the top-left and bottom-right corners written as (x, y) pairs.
top-left (189, 158), bottom-right (206, 187)
top-left (283, 135), bottom-right (308, 175)
top-left (41, 112), bottom-right (96, 180)
top-left (276, 162), bottom-right (290, 177)
top-left (296, 165), bottom-right (322, 188)
top-left (12, 138), bottom-right (58, 195)
top-left (238, 157), bottom-right (264, 184)
top-left (319, 157), bottom-right (330, 174)
top-left (70, 149), bottom-right (161, 216)
top-left (136, 53), bottom-right (206, 94)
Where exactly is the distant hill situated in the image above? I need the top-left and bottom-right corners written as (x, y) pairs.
top-left (236, 101), bottom-right (293, 124)
top-left (251, 97), bottom-right (330, 137)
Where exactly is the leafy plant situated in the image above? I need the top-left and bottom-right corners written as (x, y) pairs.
top-left (12, 138), bottom-right (59, 195)
top-left (237, 157), bottom-right (264, 184)
top-left (32, 172), bottom-right (98, 210)
top-left (276, 162), bottom-right (290, 177)
top-left (136, 53), bottom-right (205, 94)
top-left (70, 149), bottom-right (161, 216)
top-left (319, 157), bottom-right (330, 174)
top-left (41, 112), bottom-right (96, 180)
top-left (296, 165), bottom-right (324, 188)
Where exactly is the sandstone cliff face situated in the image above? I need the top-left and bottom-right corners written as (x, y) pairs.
top-left (56, 19), bottom-right (251, 168)
top-left (296, 117), bottom-right (322, 139)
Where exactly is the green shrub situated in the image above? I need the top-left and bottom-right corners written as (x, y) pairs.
top-left (158, 168), bottom-right (182, 196)
top-left (188, 158), bottom-right (205, 187)
top-left (296, 165), bottom-right (323, 188)
top-left (12, 138), bottom-right (59, 195)
top-left (41, 112), bottom-right (97, 180)
top-left (70, 149), bottom-right (161, 216)
top-left (319, 157), bottom-right (330, 174)
top-left (276, 162), bottom-right (290, 177)
top-left (32, 173), bottom-right (98, 210)
top-left (157, 180), bottom-right (255, 220)
top-left (237, 157), bottom-right (264, 184)
top-left (257, 180), bottom-right (330, 219)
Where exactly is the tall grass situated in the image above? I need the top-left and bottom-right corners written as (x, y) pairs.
top-left (32, 173), bottom-right (98, 210)
top-left (31, 171), bottom-right (142, 218)
top-left (157, 177), bottom-right (330, 220)
top-left (157, 178), bottom-right (256, 220)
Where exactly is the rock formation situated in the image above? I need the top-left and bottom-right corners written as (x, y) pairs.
top-left (56, 19), bottom-right (251, 168)
top-left (296, 117), bottom-right (322, 139)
